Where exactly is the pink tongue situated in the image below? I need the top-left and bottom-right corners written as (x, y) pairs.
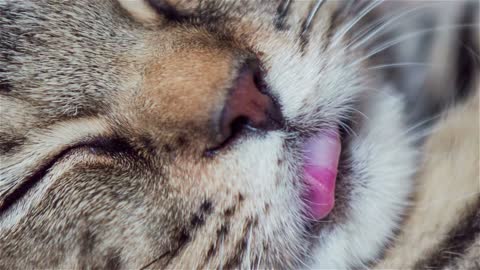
top-left (303, 129), bottom-right (341, 220)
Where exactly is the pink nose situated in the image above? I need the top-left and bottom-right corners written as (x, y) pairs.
top-left (219, 63), bottom-right (284, 142)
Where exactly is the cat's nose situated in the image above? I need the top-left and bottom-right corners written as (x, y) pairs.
top-left (216, 62), bottom-right (284, 147)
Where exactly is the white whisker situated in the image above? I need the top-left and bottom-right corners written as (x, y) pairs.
top-left (332, 0), bottom-right (385, 47)
top-left (349, 24), bottom-right (480, 68)
top-left (349, 106), bottom-right (370, 122)
top-left (256, 242), bottom-right (263, 269)
top-left (245, 224), bottom-right (253, 269)
top-left (349, 3), bottom-right (434, 50)
top-left (367, 62), bottom-right (430, 70)
top-left (302, 0), bottom-right (326, 35)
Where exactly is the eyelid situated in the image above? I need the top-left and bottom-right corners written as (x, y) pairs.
top-left (80, 137), bottom-right (135, 155)
top-left (146, 0), bottom-right (192, 22)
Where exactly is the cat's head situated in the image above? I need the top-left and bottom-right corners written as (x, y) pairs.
top-left (0, 0), bottom-right (415, 268)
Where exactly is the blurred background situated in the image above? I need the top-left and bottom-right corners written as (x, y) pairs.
top-left (360, 0), bottom-right (479, 129)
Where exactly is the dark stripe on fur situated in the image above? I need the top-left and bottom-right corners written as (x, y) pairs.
top-left (199, 223), bottom-right (230, 269)
top-left (0, 136), bottom-right (136, 214)
top-left (140, 228), bottom-right (191, 270)
top-left (414, 199), bottom-right (480, 269)
top-left (454, 1), bottom-right (479, 101)
top-left (199, 195), bottom-right (245, 268)
top-left (141, 200), bottom-right (214, 269)
top-left (139, 250), bottom-right (173, 270)
top-left (221, 216), bottom-right (258, 269)
top-left (274, 0), bottom-right (291, 30)
top-left (104, 249), bottom-right (122, 270)
top-left (0, 76), bottom-right (11, 92)
top-left (0, 136), bottom-right (25, 155)
top-left (323, 6), bottom-right (344, 51)
top-left (298, 1), bottom-right (317, 54)
top-left (190, 199), bottom-right (214, 228)
top-left (0, 153), bottom-right (62, 215)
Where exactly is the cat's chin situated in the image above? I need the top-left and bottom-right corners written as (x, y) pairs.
top-left (302, 88), bottom-right (416, 269)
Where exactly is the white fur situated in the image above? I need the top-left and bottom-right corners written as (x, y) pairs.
top-left (309, 89), bottom-right (416, 269)
top-left (245, 19), bottom-right (416, 267)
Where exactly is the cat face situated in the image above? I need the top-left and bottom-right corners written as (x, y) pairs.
top-left (0, 0), bottom-right (415, 269)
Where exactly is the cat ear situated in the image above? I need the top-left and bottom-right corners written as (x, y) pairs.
top-left (117, 0), bottom-right (161, 24)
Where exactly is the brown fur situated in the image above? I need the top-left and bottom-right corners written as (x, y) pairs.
top-left (1, 1), bottom-right (350, 268)
top-left (1, 1), bottom-right (478, 269)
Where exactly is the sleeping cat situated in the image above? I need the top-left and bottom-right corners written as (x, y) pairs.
top-left (0, 0), bottom-right (477, 269)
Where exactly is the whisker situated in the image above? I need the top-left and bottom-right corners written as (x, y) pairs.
top-left (301, 0), bottom-right (326, 36)
top-left (347, 12), bottom-right (387, 48)
top-left (349, 24), bottom-right (480, 68)
top-left (287, 243), bottom-right (311, 269)
top-left (404, 113), bottom-right (443, 136)
top-left (245, 224), bottom-right (253, 269)
top-left (256, 242), bottom-right (263, 269)
top-left (332, 0), bottom-right (385, 47)
top-left (390, 114), bottom-right (442, 145)
top-left (275, 0), bottom-right (292, 29)
top-left (349, 106), bottom-right (370, 123)
top-left (460, 41), bottom-right (480, 61)
top-left (367, 62), bottom-right (431, 70)
top-left (348, 3), bottom-right (435, 50)
top-left (338, 118), bottom-right (358, 138)
top-left (299, 0), bottom-right (326, 51)
top-left (375, 122), bottom-right (440, 154)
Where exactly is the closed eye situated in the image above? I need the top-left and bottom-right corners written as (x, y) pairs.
top-left (0, 137), bottom-right (134, 215)
top-left (146, 0), bottom-right (192, 22)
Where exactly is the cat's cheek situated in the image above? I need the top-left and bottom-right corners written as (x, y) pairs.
top-left (168, 132), bottom-right (299, 213)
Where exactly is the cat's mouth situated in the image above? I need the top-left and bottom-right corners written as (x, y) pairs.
top-left (294, 111), bottom-right (359, 232)
top-left (301, 129), bottom-right (341, 220)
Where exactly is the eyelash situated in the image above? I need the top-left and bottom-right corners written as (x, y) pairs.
top-left (81, 137), bottom-right (134, 155)
top-left (146, 0), bottom-right (192, 23)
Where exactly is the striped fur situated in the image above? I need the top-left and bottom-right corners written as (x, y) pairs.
top-left (374, 1), bottom-right (480, 269)
top-left (376, 86), bottom-right (480, 270)
top-left (0, 0), bottom-right (478, 269)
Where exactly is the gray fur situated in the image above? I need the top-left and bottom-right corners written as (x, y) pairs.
top-left (0, 0), bottom-right (477, 269)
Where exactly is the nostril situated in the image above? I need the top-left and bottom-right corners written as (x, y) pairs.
top-left (216, 62), bottom-right (284, 150)
top-left (228, 115), bottom-right (251, 140)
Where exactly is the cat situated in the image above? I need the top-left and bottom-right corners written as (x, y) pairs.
top-left (0, 0), bottom-right (477, 269)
